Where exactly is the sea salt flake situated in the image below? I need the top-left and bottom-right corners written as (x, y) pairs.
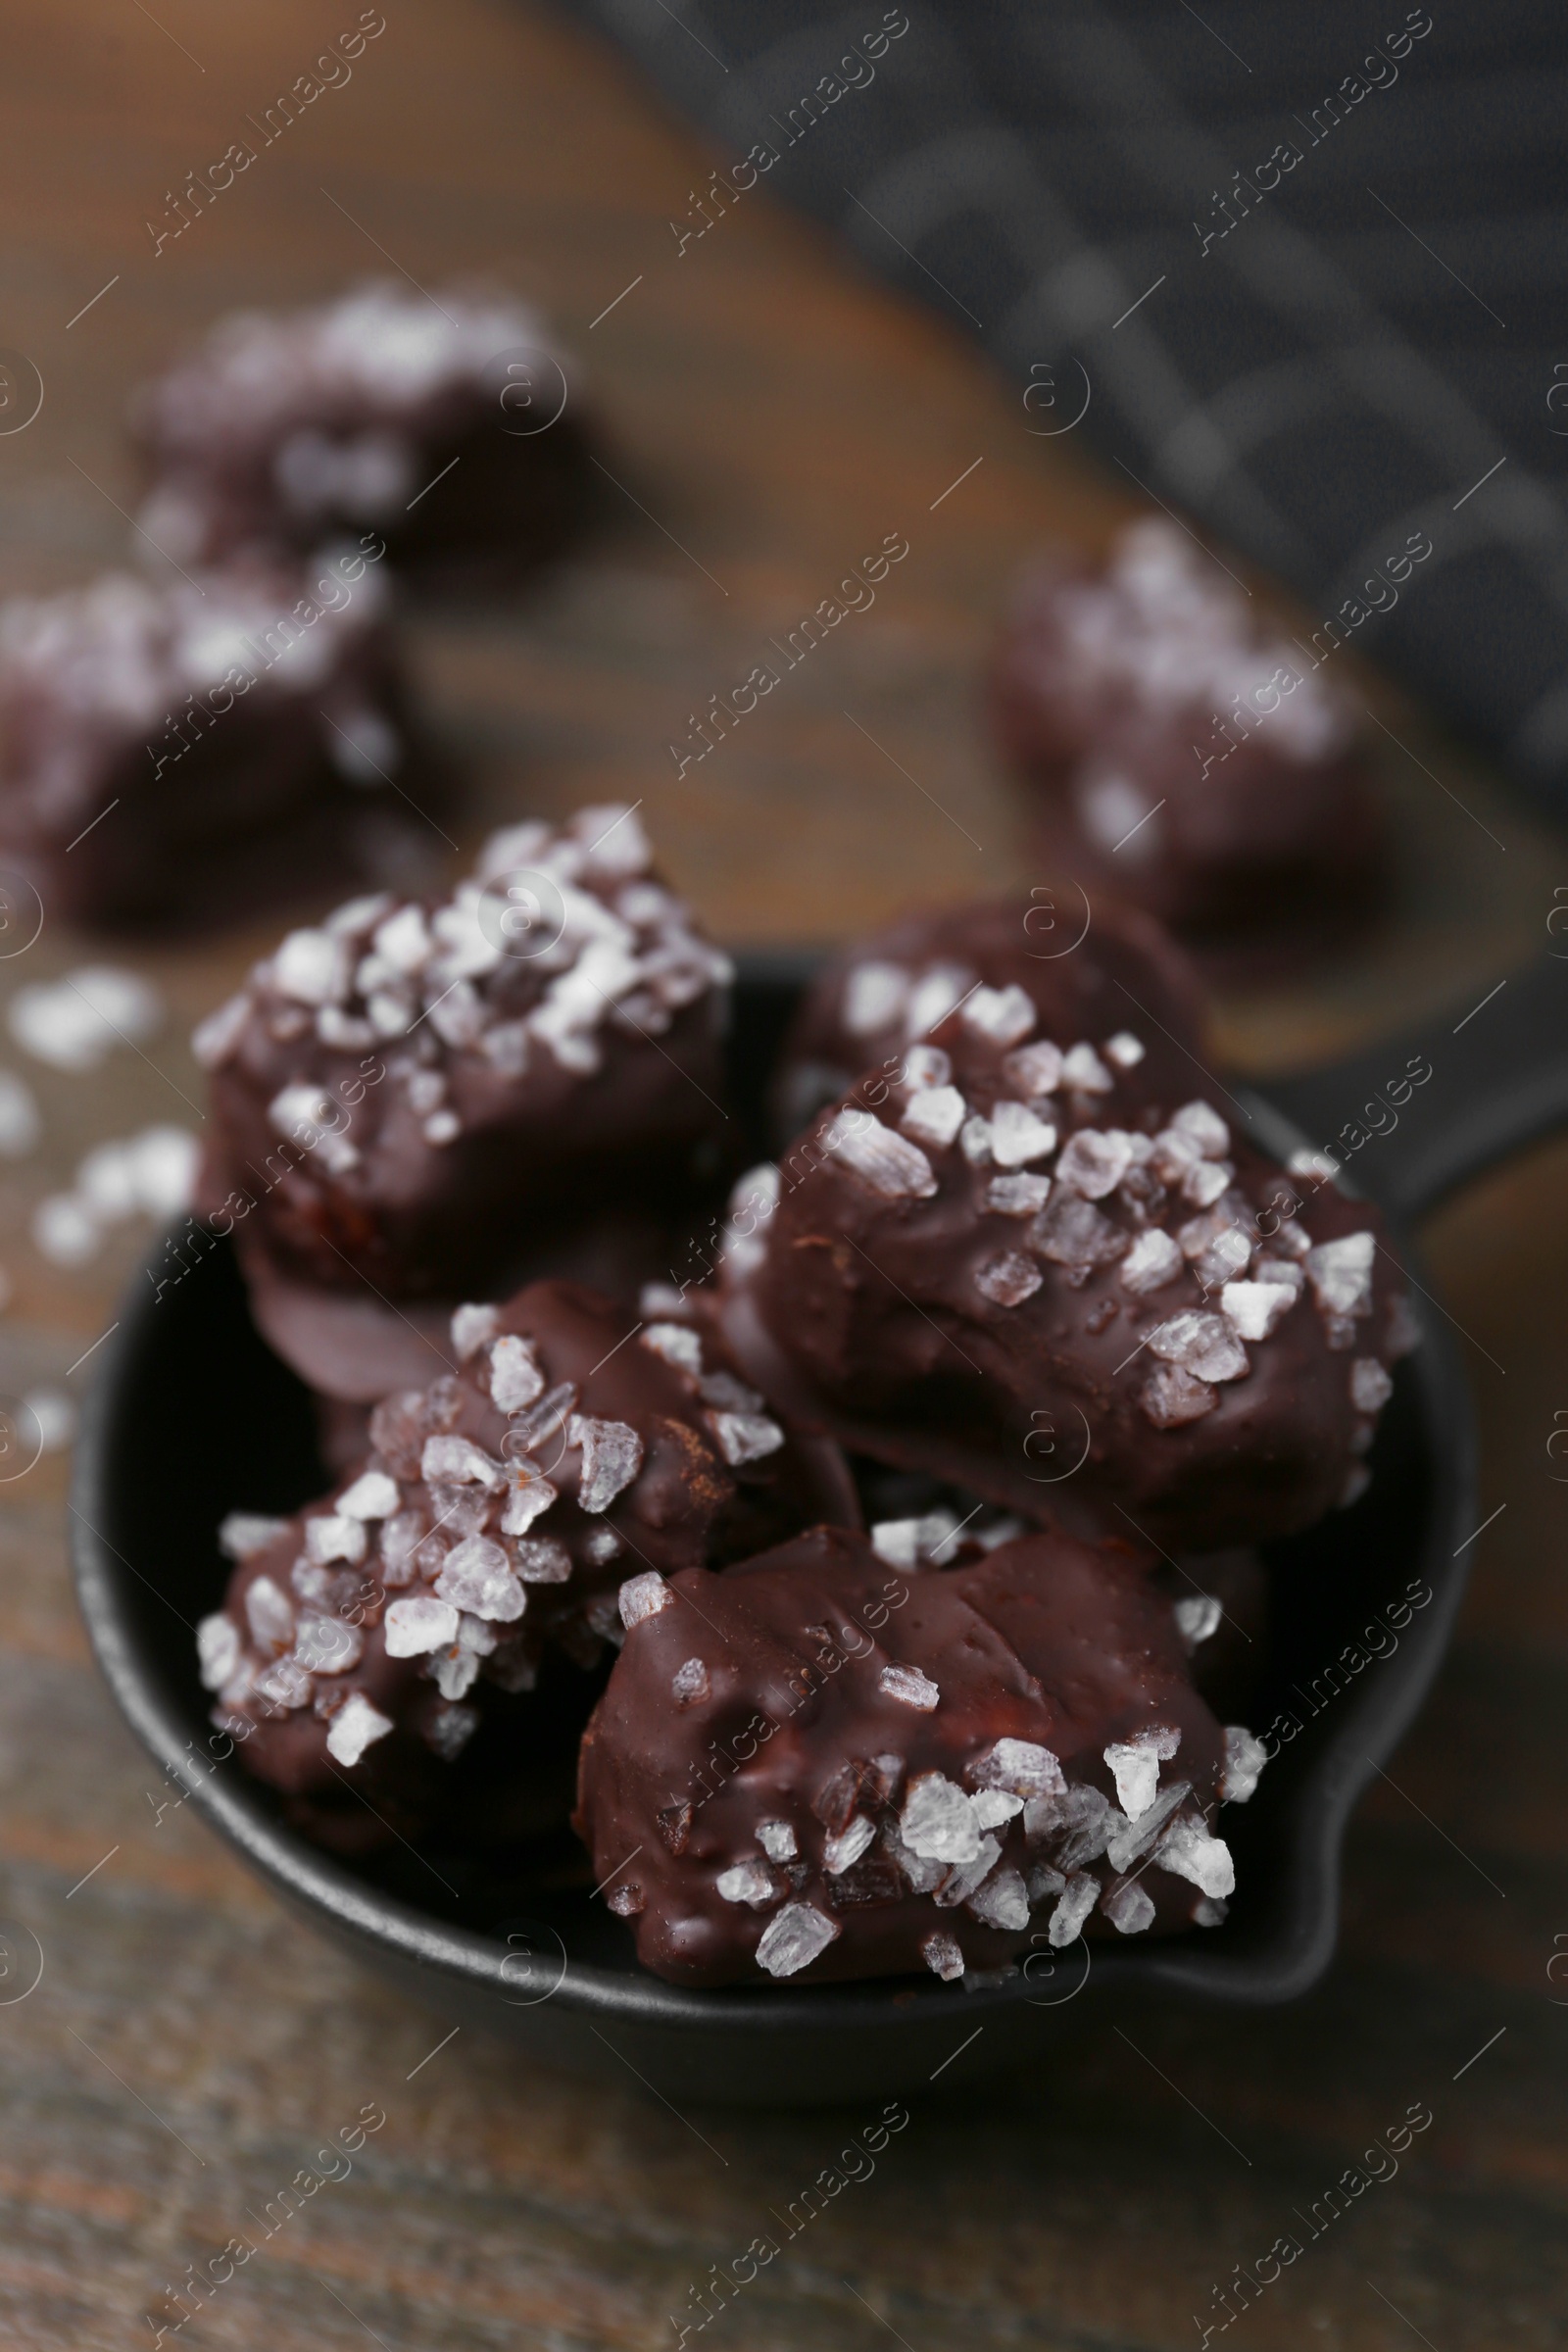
top-left (879, 1662), bottom-right (940, 1711)
top-left (326, 1692), bottom-right (393, 1766)
top-left (273, 928), bottom-right (345, 1007)
top-left (1061, 1043), bottom-right (1113, 1093)
top-left (901, 1085), bottom-right (967, 1149)
top-left (989, 1099), bottom-right (1057, 1168)
top-left (869, 1512), bottom-right (959, 1568)
top-left (903, 1044), bottom-right (952, 1090)
top-left (197, 1614), bottom-right (240, 1690)
top-left (421, 1434), bottom-right (505, 1489)
top-left (1031, 1190), bottom-right (1128, 1271)
top-left (921, 1930), bottom-right (965, 1981)
top-left (975, 1252), bottom-right (1043, 1308)
top-left (757, 1820), bottom-right (797, 1863)
top-left (717, 1858), bottom-right (780, 1908)
top-left (511, 1537), bottom-right (572, 1583)
top-left (434, 1535), bottom-right (525, 1622)
top-left (1182, 1158), bottom-right (1233, 1208)
top-left (1172, 1100), bottom-right (1230, 1158)
top-left (245, 1576), bottom-right (294, 1650)
top-left (255, 1657), bottom-right (313, 1710)
top-left (641, 1321), bottom-right (703, 1375)
top-left (1003, 1040), bottom-right (1063, 1098)
top-left (580, 1526), bottom-right (621, 1566)
top-left (1049, 1873), bottom-right (1100, 1946)
top-left (1056, 1127), bottom-right (1133, 1198)
top-left (986, 1172), bottom-right (1052, 1217)
top-left (906, 963), bottom-right (973, 1036)
top-left (449, 1303), bottom-right (500, 1361)
top-left (1157, 1810), bottom-right (1236, 1898)
top-left (821, 1108), bottom-right (936, 1200)
top-left (570, 1415), bottom-right (644, 1511)
top-left (1102, 1880), bottom-right (1156, 1935)
top-left (385, 1596), bottom-right (459, 1655)
top-left (959, 1116), bottom-right (995, 1166)
top-left (970, 1789), bottom-right (1023, 1831)
top-left (962, 983), bottom-right (1036, 1046)
top-left (306, 1513), bottom-right (367, 1566)
top-left (294, 1617), bottom-right (362, 1674)
top-left (1120, 1228), bottom-right (1184, 1296)
top-left (1175, 1594), bottom-right (1223, 1647)
top-left (1145, 1310), bottom-right (1249, 1383)
top-left (337, 1470), bottom-right (400, 1522)
top-left (219, 1512), bottom-right (288, 1560)
top-left (1142, 1363), bottom-right (1216, 1428)
top-left (933, 1835), bottom-right (1003, 1909)
top-left (1105, 1031), bottom-right (1145, 1069)
top-left (1306, 1230), bottom-right (1375, 1318)
top-left (972, 1739), bottom-right (1065, 1798)
top-left (425, 1703), bottom-right (478, 1760)
top-left (11, 967), bottom-right (163, 1072)
top-left (967, 1866), bottom-right (1029, 1932)
top-left (671, 1656), bottom-right (710, 1706)
top-left (1222, 1280), bottom-right (1298, 1341)
top-left (618, 1572), bottom-right (673, 1629)
top-left (823, 1815), bottom-right (877, 1874)
top-left (1104, 1725), bottom-right (1182, 1819)
top-left (1026, 1786), bottom-right (1114, 1872)
top-left (902, 1772), bottom-right (982, 1864)
top-left (709, 1410), bottom-right (784, 1466)
top-left (1221, 1724), bottom-right (1268, 1804)
top-left (1350, 1357), bottom-right (1394, 1412)
top-left (488, 1333), bottom-right (546, 1413)
top-left (1026, 1863), bottom-right (1066, 1904)
top-left (755, 1902), bottom-right (841, 1978)
top-left (843, 960), bottom-right (908, 1037)
top-left (1194, 1895), bottom-right (1229, 1927)
top-left (1105, 1780), bottom-right (1192, 1872)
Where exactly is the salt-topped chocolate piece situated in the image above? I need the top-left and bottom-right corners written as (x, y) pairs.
top-left (991, 519), bottom-right (1389, 968)
top-left (723, 1004), bottom-right (1410, 1548)
top-left (205, 1278), bottom-right (855, 1824)
top-left (575, 1524), bottom-right (1255, 1987)
top-left (130, 281), bottom-right (592, 583)
top-left (0, 557), bottom-right (424, 929)
top-left (773, 889), bottom-right (1210, 1138)
top-left (193, 804), bottom-right (732, 1400)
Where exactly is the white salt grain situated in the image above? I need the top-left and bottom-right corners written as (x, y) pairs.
top-left (1120, 1229), bottom-right (1184, 1296)
top-left (716, 1858), bottom-right (779, 1907)
top-left (618, 1571), bottom-right (673, 1629)
top-left (820, 1108), bottom-right (937, 1200)
top-left (326, 1692), bottom-right (394, 1767)
top-left (1102, 1880), bottom-right (1156, 1934)
top-left (900, 1085), bottom-right (967, 1149)
top-left (671, 1656), bottom-right (710, 1705)
top-left (755, 1902), bottom-right (840, 1978)
top-left (1221, 1724), bottom-right (1268, 1804)
top-left (708, 1410), bottom-right (784, 1466)
top-left (878, 1662), bottom-right (940, 1711)
top-left (384, 1596), bottom-right (459, 1655)
top-left (1350, 1357), bottom-right (1393, 1412)
top-left (902, 1772), bottom-right (982, 1864)
top-left (823, 1815), bottom-right (877, 1874)
top-left (337, 1470), bottom-right (400, 1522)
top-left (757, 1821), bottom-right (798, 1863)
top-left (489, 1332), bottom-right (546, 1413)
top-left (570, 1415), bottom-right (644, 1511)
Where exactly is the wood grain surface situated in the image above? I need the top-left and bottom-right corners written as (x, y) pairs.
top-left (0, 3), bottom-right (1565, 2346)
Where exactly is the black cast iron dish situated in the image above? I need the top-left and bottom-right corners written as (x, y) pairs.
top-left (70, 948), bottom-right (1568, 2104)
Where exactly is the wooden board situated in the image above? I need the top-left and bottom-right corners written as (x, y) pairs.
top-left (0, 3), bottom-right (1563, 2345)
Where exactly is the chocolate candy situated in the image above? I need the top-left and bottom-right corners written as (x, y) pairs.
top-left (203, 1278), bottom-right (856, 1824)
top-left (773, 889), bottom-right (1210, 1139)
top-left (0, 557), bottom-right (425, 929)
top-left (575, 1524), bottom-right (1262, 1987)
top-left (991, 520), bottom-right (1389, 969)
top-left (192, 804), bottom-right (731, 1401)
top-left (721, 1008), bottom-right (1412, 1549)
top-left (131, 281), bottom-right (591, 584)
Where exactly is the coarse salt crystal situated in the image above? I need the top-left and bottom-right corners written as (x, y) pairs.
top-left (32, 1193), bottom-right (101, 1266)
top-left (671, 1656), bottom-right (710, 1705)
top-left (932, 1835), bottom-right (1003, 1910)
top-left (988, 1099), bottom-right (1057, 1168)
top-left (962, 983), bottom-right (1036, 1046)
top-left (197, 1613), bottom-right (241, 1690)
top-left (190, 994), bottom-right (251, 1071)
top-left (1145, 1310), bottom-right (1249, 1383)
top-left (570, 1415), bottom-right (644, 1511)
top-left (219, 1512), bottom-right (289, 1560)
top-left (900, 1085), bottom-right (967, 1149)
top-left (1120, 1228), bottom-right (1184, 1296)
top-left (843, 960), bottom-right (909, 1037)
top-left (272, 928), bottom-right (345, 1006)
top-left (1172, 1101), bottom-right (1229, 1158)
top-left (902, 1044), bottom-right (952, 1091)
top-left (1156, 1811), bottom-right (1236, 1899)
top-left (1003, 1040), bottom-right (1063, 1098)
top-left (879, 1662), bottom-right (940, 1710)
top-left (716, 1858), bottom-right (779, 1907)
top-left (902, 1772), bottom-right (982, 1864)
top-left (823, 1815), bottom-right (877, 1874)
top-left (1350, 1357), bottom-right (1393, 1412)
top-left (1102, 1880), bottom-right (1156, 1935)
top-left (421, 1434), bottom-right (504, 1489)
top-left (641, 1321), bottom-right (703, 1375)
top-left (820, 1108), bottom-right (937, 1200)
top-left (434, 1535), bottom-right (525, 1622)
top-left (337, 1469), bottom-right (400, 1522)
top-left (1048, 1872), bottom-right (1100, 1946)
top-left (618, 1571), bottom-right (673, 1629)
top-left (1306, 1231), bottom-right (1374, 1318)
top-left (1104, 1725), bottom-right (1181, 1819)
top-left (511, 1536), bottom-right (571, 1583)
top-left (1175, 1594), bottom-right (1223, 1646)
top-left (922, 1930), bottom-right (965, 1981)
top-left (10, 966), bottom-right (162, 1072)
top-left (294, 1617), bottom-right (363, 1674)
top-left (488, 1332), bottom-right (545, 1413)
top-left (869, 1512), bottom-right (959, 1568)
top-left (757, 1820), bottom-right (797, 1862)
top-left (709, 1410), bottom-right (785, 1466)
top-left (0, 1070), bottom-right (39, 1156)
top-left (305, 1513), bottom-right (367, 1566)
top-left (325, 1691), bottom-right (394, 1767)
top-left (971, 1789), bottom-right (1023, 1831)
top-left (1221, 1724), bottom-right (1268, 1804)
top-left (1221, 1279), bottom-right (1298, 1341)
top-left (450, 1302), bottom-right (500, 1362)
top-left (245, 1576), bottom-right (294, 1649)
top-left (972, 1739), bottom-right (1065, 1797)
top-left (1056, 1127), bottom-right (1133, 1198)
top-left (1142, 1362), bottom-right (1216, 1427)
top-left (1061, 1043), bottom-right (1112, 1093)
top-left (986, 1172), bottom-right (1052, 1216)
top-left (974, 1252), bottom-right (1043, 1308)
top-left (384, 1596), bottom-right (459, 1656)
top-left (1104, 1031), bottom-right (1145, 1069)
top-left (906, 963), bottom-right (972, 1036)
top-left (755, 1902), bottom-right (840, 1978)
top-left (967, 1866), bottom-right (1029, 1932)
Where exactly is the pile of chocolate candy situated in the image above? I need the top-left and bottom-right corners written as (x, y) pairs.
top-left (195, 817), bottom-right (1413, 1990)
top-left (0, 282), bottom-right (591, 927)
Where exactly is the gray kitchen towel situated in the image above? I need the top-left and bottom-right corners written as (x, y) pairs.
top-left (554, 1), bottom-right (1568, 799)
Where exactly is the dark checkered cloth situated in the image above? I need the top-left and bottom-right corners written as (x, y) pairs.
top-left (554, 0), bottom-right (1568, 801)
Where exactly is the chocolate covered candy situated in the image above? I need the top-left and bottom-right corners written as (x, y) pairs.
top-left (773, 889), bottom-right (1210, 1138)
top-left (576, 1524), bottom-right (1261, 1987)
top-left (722, 1010), bottom-right (1412, 1548)
top-left (193, 804), bottom-right (731, 1399)
top-left (131, 281), bottom-right (591, 583)
top-left (204, 1278), bottom-right (855, 1823)
top-left (991, 520), bottom-right (1389, 968)
top-left (0, 556), bottom-right (424, 929)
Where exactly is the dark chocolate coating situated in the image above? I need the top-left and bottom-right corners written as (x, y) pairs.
top-left (130, 282), bottom-right (592, 585)
top-left (990, 522), bottom-right (1389, 969)
top-left (205, 1278), bottom-right (856, 1826)
top-left (192, 806), bottom-right (730, 1392)
top-left (725, 1015), bottom-right (1409, 1549)
top-left (575, 1524), bottom-right (1244, 1988)
top-left (0, 561), bottom-right (431, 931)
top-left (773, 889), bottom-right (1210, 1139)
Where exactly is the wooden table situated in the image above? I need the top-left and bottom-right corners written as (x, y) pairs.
top-left (1, 3), bottom-right (1564, 2345)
